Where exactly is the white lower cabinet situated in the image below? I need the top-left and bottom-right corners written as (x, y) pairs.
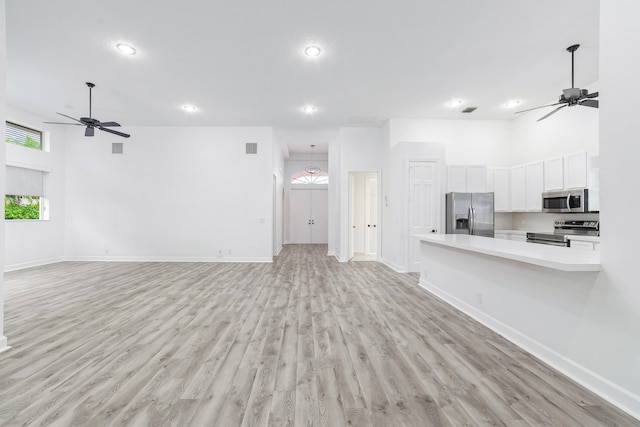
top-left (568, 239), bottom-right (600, 251)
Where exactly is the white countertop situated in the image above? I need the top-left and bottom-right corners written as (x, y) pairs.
top-left (416, 234), bottom-right (601, 272)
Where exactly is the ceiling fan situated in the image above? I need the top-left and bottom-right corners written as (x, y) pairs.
top-left (44, 82), bottom-right (130, 138)
top-left (515, 44), bottom-right (599, 121)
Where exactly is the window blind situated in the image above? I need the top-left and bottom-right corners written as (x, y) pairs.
top-left (5, 165), bottom-right (46, 196)
top-left (6, 121), bottom-right (42, 150)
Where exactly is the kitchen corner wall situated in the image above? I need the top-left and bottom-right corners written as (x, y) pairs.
top-left (1, 0), bottom-right (7, 351)
top-left (64, 126), bottom-right (275, 262)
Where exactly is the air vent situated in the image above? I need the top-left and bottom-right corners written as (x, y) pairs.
top-left (245, 142), bottom-right (258, 154)
top-left (462, 107), bottom-right (478, 113)
top-left (112, 142), bottom-right (124, 154)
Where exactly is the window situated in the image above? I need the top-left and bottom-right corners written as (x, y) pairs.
top-left (6, 121), bottom-right (43, 150)
top-left (4, 166), bottom-right (48, 220)
top-left (291, 170), bottom-right (329, 185)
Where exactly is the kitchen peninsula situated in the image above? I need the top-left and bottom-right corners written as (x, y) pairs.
top-left (416, 234), bottom-right (604, 404)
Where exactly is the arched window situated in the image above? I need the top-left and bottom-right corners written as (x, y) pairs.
top-left (291, 170), bottom-right (329, 184)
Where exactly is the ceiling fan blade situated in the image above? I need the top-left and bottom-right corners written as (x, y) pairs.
top-left (85, 126), bottom-right (95, 137)
top-left (99, 126), bottom-right (130, 138)
top-left (515, 102), bottom-right (564, 114)
top-left (537, 105), bottom-right (567, 121)
top-left (56, 112), bottom-right (86, 124)
top-left (580, 99), bottom-right (599, 108)
top-left (585, 91), bottom-right (599, 99)
top-left (96, 121), bottom-right (121, 127)
top-left (43, 121), bottom-right (83, 126)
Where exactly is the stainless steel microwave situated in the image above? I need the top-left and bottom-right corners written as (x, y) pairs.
top-left (542, 188), bottom-right (595, 213)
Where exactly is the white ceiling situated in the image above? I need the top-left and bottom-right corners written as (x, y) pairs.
top-left (6, 0), bottom-right (600, 154)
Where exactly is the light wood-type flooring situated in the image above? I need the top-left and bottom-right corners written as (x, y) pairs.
top-left (0, 245), bottom-right (637, 426)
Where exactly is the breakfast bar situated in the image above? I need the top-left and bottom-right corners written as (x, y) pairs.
top-left (415, 233), bottom-right (603, 392)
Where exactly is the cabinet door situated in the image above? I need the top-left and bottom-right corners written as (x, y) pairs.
top-left (525, 162), bottom-right (544, 211)
top-left (466, 165), bottom-right (486, 192)
top-left (494, 168), bottom-right (510, 212)
top-left (510, 165), bottom-right (526, 211)
top-left (544, 157), bottom-right (564, 191)
top-left (447, 166), bottom-right (467, 193)
top-left (569, 240), bottom-right (594, 251)
top-left (565, 152), bottom-right (587, 189)
top-left (485, 168), bottom-right (495, 192)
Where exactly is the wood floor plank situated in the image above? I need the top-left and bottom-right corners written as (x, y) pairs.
top-left (0, 245), bottom-right (637, 426)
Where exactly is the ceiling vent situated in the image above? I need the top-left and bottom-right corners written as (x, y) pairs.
top-left (462, 107), bottom-right (478, 113)
top-left (112, 142), bottom-right (124, 154)
top-left (245, 142), bottom-right (258, 154)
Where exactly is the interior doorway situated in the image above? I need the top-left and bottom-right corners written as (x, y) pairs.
top-left (348, 172), bottom-right (379, 261)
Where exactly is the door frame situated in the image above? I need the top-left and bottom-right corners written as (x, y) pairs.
top-left (347, 170), bottom-right (381, 261)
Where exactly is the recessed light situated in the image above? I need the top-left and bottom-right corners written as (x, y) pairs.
top-left (504, 100), bottom-right (521, 108)
top-left (116, 43), bottom-right (136, 55)
top-left (182, 105), bottom-right (197, 112)
top-left (303, 105), bottom-right (316, 114)
top-left (304, 46), bottom-right (321, 57)
top-left (448, 99), bottom-right (463, 108)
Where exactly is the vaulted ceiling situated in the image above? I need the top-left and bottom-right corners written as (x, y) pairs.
top-left (6, 1), bottom-right (599, 153)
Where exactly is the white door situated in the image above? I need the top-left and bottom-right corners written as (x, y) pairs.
top-left (365, 174), bottom-right (377, 255)
top-left (348, 174), bottom-right (355, 260)
top-left (408, 161), bottom-right (440, 272)
top-left (311, 189), bottom-right (328, 244)
top-left (289, 189), bottom-right (328, 244)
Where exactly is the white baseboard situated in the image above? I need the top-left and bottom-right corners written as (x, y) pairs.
top-left (381, 257), bottom-right (407, 273)
top-left (62, 256), bottom-right (274, 263)
top-left (4, 257), bottom-right (64, 272)
top-left (0, 336), bottom-right (10, 354)
top-left (418, 277), bottom-right (640, 422)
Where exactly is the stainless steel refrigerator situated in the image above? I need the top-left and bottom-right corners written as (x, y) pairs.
top-left (445, 192), bottom-right (495, 238)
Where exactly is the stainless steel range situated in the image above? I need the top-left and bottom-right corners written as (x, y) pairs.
top-left (526, 220), bottom-right (599, 247)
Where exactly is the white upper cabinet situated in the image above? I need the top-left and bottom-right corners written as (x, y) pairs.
top-left (544, 156), bottom-right (564, 191)
top-left (509, 165), bottom-right (526, 211)
top-left (446, 165), bottom-right (486, 193)
top-left (493, 168), bottom-right (510, 212)
top-left (447, 165), bottom-right (467, 192)
top-left (525, 161), bottom-right (544, 211)
top-left (565, 151), bottom-right (588, 189)
top-left (466, 165), bottom-right (487, 192)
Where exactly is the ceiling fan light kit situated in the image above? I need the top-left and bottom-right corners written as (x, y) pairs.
top-left (43, 82), bottom-right (131, 138)
top-left (515, 44), bottom-right (599, 121)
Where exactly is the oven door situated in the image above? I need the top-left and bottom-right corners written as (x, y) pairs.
top-left (542, 189), bottom-right (586, 213)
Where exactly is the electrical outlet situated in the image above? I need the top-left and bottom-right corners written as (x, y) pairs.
top-left (228, 249), bottom-right (232, 255)
top-left (476, 292), bottom-right (483, 304)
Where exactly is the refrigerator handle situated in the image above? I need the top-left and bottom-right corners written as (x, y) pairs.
top-left (468, 206), bottom-right (473, 235)
top-left (470, 205), bottom-right (476, 235)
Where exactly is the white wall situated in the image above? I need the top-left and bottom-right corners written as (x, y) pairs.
top-left (336, 127), bottom-right (384, 261)
top-left (591, 0), bottom-right (640, 416)
top-left (1, 0), bottom-right (8, 352)
top-left (271, 130), bottom-right (285, 255)
top-left (510, 82), bottom-right (599, 165)
top-left (389, 118), bottom-right (512, 166)
top-left (4, 106), bottom-right (66, 270)
top-left (64, 126), bottom-right (274, 262)
top-left (381, 141), bottom-right (446, 272)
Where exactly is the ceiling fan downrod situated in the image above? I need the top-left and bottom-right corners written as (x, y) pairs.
top-left (86, 82), bottom-right (95, 118)
top-left (567, 44), bottom-right (579, 89)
